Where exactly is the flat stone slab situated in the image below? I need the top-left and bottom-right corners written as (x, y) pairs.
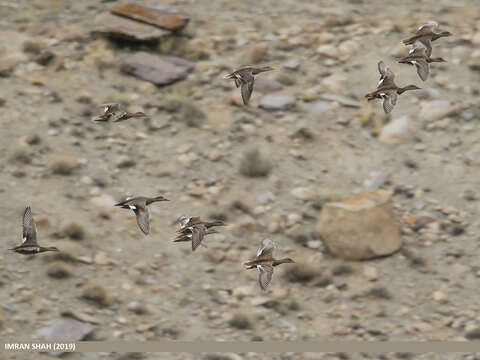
top-left (122, 52), bottom-right (195, 86)
top-left (93, 13), bottom-right (169, 42)
top-left (36, 316), bottom-right (94, 342)
top-left (259, 94), bottom-right (296, 110)
top-left (319, 93), bottom-right (361, 108)
top-left (110, 2), bottom-right (189, 31)
top-left (316, 189), bottom-right (403, 260)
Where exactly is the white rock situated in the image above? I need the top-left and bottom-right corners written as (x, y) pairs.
top-left (321, 73), bottom-right (348, 93)
top-left (363, 265), bottom-right (378, 281)
top-left (316, 44), bottom-right (340, 58)
top-left (291, 187), bottom-right (316, 201)
top-left (378, 116), bottom-right (412, 145)
top-left (419, 100), bottom-right (458, 122)
top-left (259, 94), bottom-right (296, 110)
top-left (432, 290), bottom-right (448, 304)
top-left (90, 194), bottom-right (116, 217)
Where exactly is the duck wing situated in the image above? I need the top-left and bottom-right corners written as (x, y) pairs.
top-left (134, 206), bottom-right (150, 235)
top-left (417, 21), bottom-right (438, 33)
top-left (377, 61), bottom-right (395, 86)
top-left (240, 79), bottom-right (254, 105)
top-left (413, 58), bottom-right (429, 81)
top-left (99, 103), bottom-right (120, 115)
top-left (191, 225), bottom-right (206, 251)
top-left (258, 264), bottom-right (274, 290)
top-left (22, 206), bottom-right (38, 245)
top-left (257, 238), bottom-right (277, 258)
top-left (382, 91), bottom-right (397, 114)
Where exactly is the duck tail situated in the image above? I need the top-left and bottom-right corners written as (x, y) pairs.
top-left (206, 220), bottom-right (226, 228)
top-left (148, 196), bottom-right (169, 204)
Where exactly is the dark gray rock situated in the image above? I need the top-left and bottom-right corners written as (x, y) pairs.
top-left (122, 52), bottom-right (195, 86)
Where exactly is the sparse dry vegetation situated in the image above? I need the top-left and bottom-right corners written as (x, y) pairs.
top-left (239, 148), bottom-right (272, 177)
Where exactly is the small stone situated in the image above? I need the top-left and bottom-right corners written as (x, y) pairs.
top-left (291, 187), bottom-right (316, 201)
top-left (34, 50), bottom-right (55, 66)
top-left (259, 94), bottom-right (296, 111)
top-left (36, 316), bottom-right (93, 344)
top-left (208, 150), bottom-right (222, 162)
top-left (23, 133), bottom-right (40, 145)
top-left (93, 13), bottom-right (170, 42)
top-left (47, 262), bottom-right (72, 279)
top-left (321, 73), bottom-right (347, 93)
top-left (242, 42), bottom-right (268, 64)
top-left (232, 286), bottom-right (253, 299)
top-left (378, 116), bottom-right (412, 145)
top-left (282, 59), bottom-right (300, 70)
top-left (122, 52), bottom-right (194, 86)
top-left (319, 93), bottom-right (361, 108)
top-left (90, 194), bottom-right (116, 217)
top-left (81, 282), bottom-right (112, 307)
top-left (432, 290), bottom-right (448, 304)
top-left (117, 156), bottom-right (136, 168)
top-left (363, 170), bottom-right (390, 191)
top-left (63, 223), bottom-right (85, 241)
top-left (414, 322), bottom-right (433, 333)
top-left (33, 214), bottom-right (50, 231)
top-left (316, 44), bottom-right (340, 59)
top-left (285, 261), bottom-right (319, 283)
top-left (239, 149), bottom-right (272, 178)
top-left (127, 301), bottom-right (151, 315)
top-left (316, 190), bottom-right (402, 260)
top-left (363, 265), bottom-right (378, 281)
top-left (228, 313), bottom-right (252, 330)
top-left (110, 2), bottom-right (189, 31)
top-left (338, 40), bottom-right (360, 55)
top-left (465, 327), bottom-right (480, 340)
top-left (48, 155), bottom-right (79, 175)
top-left (419, 100), bottom-right (464, 122)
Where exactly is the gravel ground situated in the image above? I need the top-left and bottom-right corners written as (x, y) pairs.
top-left (1, 0), bottom-right (480, 359)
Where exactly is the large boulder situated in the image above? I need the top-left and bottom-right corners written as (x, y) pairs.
top-left (316, 190), bottom-right (402, 260)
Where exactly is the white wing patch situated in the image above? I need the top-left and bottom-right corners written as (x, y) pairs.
top-left (22, 236), bottom-right (27, 244)
top-left (129, 205), bottom-right (137, 210)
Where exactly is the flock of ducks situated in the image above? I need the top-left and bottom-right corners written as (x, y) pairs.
top-left (10, 201), bottom-right (294, 290)
top-left (366, 21), bottom-right (452, 114)
top-left (10, 21), bottom-right (453, 290)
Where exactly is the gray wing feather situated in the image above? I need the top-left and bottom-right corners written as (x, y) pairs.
top-left (258, 264), bottom-right (274, 290)
top-left (22, 206), bottom-right (37, 245)
top-left (240, 80), bottom-right (254, 105)
top-left (135, 208), bottom-right (150, 235)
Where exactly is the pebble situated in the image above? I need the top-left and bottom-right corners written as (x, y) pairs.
top-left (116, 156), bottom-right (136, 168)
top-left (259, 94), bottom-right (296, 111)
top-left (110, 2), bottom-right (189, 31)
top-left (316, 44), bottom-right (340, 59)
top-left (82, 282), bottom-right (112, 307)
top-left (363, 170), bottom-right (390, 191)
top-left (90, 193), bottom-right (116, 217)
top-left (378, 116), bottom-right (412, 145)
top-left (363, 265), bottom-right (378, 281)
top-left (291, 187), bottom-right (316, 201)
top-left (94, 13), bottom-right (170, 42)
top-left (242, 42), bottom-right (268, 64)
top-left (419, 100), bottom-right (463, 122)
top-left (282, 59), bottom-right (300, 70)
top-left (122, 52), bottom-right (194, 86)
top-left (321, 73), bottom-right (348, 93)
top-left (36, 316), bottom-right (93, 344)
top-left (432, 290), bottom-right (448, 304)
